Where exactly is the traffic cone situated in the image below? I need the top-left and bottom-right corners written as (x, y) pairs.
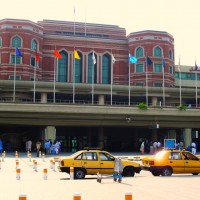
top-left (43, 168), bottom-right (47, 180)
top-left (73, 193), bottom-right (81, 200)
top-left (125, 192), bottom-right (132, 200)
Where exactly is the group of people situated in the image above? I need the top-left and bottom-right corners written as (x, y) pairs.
top-left (140, 140), bottom-right (162, 154)
top-left (25, 139), bottom-right (61, 157)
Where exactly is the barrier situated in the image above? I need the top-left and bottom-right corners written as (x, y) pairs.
top-left (15, 151), bottom-right (18, 159)
top-left (52, 161), bottom-right (56, 172)
top-left (16, 161), bottom-right (19, 169)
top-left (34, 161), bottom-right (37, 172)
top-left (70, 167), bottom-right (74, 180)
top-left (125, 192), bottom-right (132, 200)
top-left (73, 193), bottom-right (81, 200)
top-left (43, 168), bottom-right (47, 180)
top-left (16, 168), bottom-right (21, 180)
top-left (19, 193), bottom-right (27, 200)
top-left (50, 160), bottom-right (53, 169)
top-left (2, 152), bottom-right (5, 162)
top-left (29, 153), bottom-right (32, 162)
top-left (42, 153), bottom-right (45, 162)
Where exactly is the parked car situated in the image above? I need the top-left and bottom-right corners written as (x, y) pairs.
top-left (141, 149), bottom-right (200, 176)
top-left (58, 148), bottom-right (141, 179)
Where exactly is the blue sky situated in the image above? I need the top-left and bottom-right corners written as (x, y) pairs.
top-left (1, 0), bottom-right (200, 66)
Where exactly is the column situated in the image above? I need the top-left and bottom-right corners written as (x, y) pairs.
top-left (41, 93), bottom-right (47, 103)
top-left (98, 127), bottom-right (104, 149)
top-left (45, 126), bottom-right (56, 143)
top-left (98, 94), bottom-right (105, 105)
top-left (151, 97), bottom-right (158, 107)
top-left (183, 128), bottom-right (192, 148)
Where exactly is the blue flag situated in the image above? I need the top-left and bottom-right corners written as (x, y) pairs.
top-left (162, 57), bottom-right (165, 68)
top-left (16, 48), bottom-right (23, 57)
top-left (195, 61), bottom-right (198, 70)
top-left (147, 56), bottom-right (152, 66)
top-left (129, 54), bottom-right (137, 64)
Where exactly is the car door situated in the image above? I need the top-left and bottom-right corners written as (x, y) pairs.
top-left (99, 152), bottom-right (115, 175)
top-left (81, 152), bottom-right (100, 175)
top-left (182, 152), bottom-right (200, 173)
top-left (167, 152), bottom-right (184, 173)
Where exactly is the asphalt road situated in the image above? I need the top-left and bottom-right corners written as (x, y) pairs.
top-left (0, 153), bottom-right (200, 200)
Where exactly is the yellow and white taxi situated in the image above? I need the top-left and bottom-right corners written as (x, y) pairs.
top-left (58, 148), bottom-right (141, 179)
top-left (142, 149), bottom-right (200, 176)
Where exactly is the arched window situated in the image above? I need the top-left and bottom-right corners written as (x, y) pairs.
top-left (74, 51), bottom-right (82, 83)
top-left (12, 36), bottom-right (21, 48)
top-left (154, 47), bottom-right (162, 57)
top-left (31, 40), bottom-right (38, 50)
top-left (58, 51), bottom-right (68, 82)
top-left (102, 53), bottom-right (111, 84)
top-left (88, 52), bottom-right (97, 83)
top-left (136, 47), bottom-right (143, 58)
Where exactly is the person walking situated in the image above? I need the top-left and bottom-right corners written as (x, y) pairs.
top-left (191, 141), bottom-right (196, 155)
top-left (36, 140), bottom-right (41, 157)
top-left (27, 140), bottom-right (32, 152)
top-left (113, 157), bottom-right (124, 183)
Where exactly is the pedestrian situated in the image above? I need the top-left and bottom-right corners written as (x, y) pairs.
top-left (140, 141), bottom-right (145, 154)
top-left (113, 157), bottom-right (124, 183)
top-left (191, 141), bottom-right (196, 155)
top-left (36, 140), bottom-right (41, 157)
top-left (44, 140), bottom-right (51, 154)
top-left (27, 139), bottom-right (32, 152)
top-left (0, 138), bottom-right (3, 153)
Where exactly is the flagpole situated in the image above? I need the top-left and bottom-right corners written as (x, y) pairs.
top-left (92, 56), bottom-right (94, 105)
top-left (129, 59), bottom-right (130, 106)
top-left (146, 55), bottom-right (148, 106)
top-left (111, 53), bottom-right (113, 105)
top-left (196, 70), bottom-right (198, 108)
top-left (33, 60), bottom-right (37, 103)
top-left (13, 49), bottom-right (17, 102)
top-left (53, 57), bottom-right (57, 103)
top-left (73, 50), bottom-right (75, 104)
top-left (162, 57), bottom-right (165, 107)
top-left (179, 58), bottom-right (182, 105)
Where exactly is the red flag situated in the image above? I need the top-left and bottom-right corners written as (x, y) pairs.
top-left (54, 49), bottom-right (62, 59)
top-left (35, 52), bottom-right (40, 61)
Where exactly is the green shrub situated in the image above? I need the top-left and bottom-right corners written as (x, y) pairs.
top-left (137, 102), bottom-right (148, 110)
top-left (177, 104), bottom-right (187, 111)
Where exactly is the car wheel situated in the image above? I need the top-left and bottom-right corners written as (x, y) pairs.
top-left (152, 172), bottom-right (160, 176)
top-left (122, 167), bottom-right (135, 177)
top-left (74, 168), bottom-right (86, 179)
top-left (162, 167), bottom-right (172, 176)
top-left (192, 173), bottom-right (199, 175)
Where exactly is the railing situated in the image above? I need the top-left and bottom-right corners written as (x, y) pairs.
top-left (0, 97), bottom-right (199, 109)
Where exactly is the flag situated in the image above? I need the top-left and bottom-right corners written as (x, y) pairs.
top-left (16, 48), bottom-right (23, 57)
top-left (178, 58), bottom-right (181, 72)
top-left (146, 56), bottom-right (152, 66)
top-left (195, 61), bottom-right (198, 70)
top-left (74, 50), bottom-right (80, 59)
top-left (54, 49), bottom-right (62, 59)
top-left (162, 57), bottom-right (165, 68)
top-left (92, 51), bottom-right (96, 64)
top-left (129, 54), bottom-right (137, 64)
top-left (35, 52), bottom-right (40, 61)
top-left (112, 54), bottom-right (116, 64)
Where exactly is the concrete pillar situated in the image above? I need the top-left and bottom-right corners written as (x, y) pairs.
top-left (41, 93), bottom-right (47, 103)
top-left (184, 128), bottom-right (192, 148)
top-left (133, 128), bottom-right (139, 151)
top-left (98, 127), bottom-right (104, 149)
top-left (45, 126), bottom-right (56, 143)
top-left (98, 95), bottom-right (105, 105)
top-left (151, 97), bottom-right (158, 107)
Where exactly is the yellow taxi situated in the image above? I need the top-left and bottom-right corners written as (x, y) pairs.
top-left (58, 148), bottom-right (141, 179)
top-left (142, 149), bottom-right (200, 176)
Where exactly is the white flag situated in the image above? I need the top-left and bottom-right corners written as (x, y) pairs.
top-left (112, 54), bottom-right (116, 64)
top-left (92, 51), bottom-right (96, 64)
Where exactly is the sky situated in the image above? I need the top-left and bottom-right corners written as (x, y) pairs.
top-left (1, 0), bottom-right (200, 66)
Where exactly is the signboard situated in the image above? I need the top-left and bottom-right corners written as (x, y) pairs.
top-left (164, 139), bottom-right (176, 149)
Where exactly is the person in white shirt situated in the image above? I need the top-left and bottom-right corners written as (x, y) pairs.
top-left (191, 142), bottom-right (196, 155)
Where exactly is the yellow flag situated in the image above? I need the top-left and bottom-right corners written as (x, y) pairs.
top-left (74, 50), bottom-right (80, 59)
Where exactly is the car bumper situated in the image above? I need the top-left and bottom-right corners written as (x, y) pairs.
top-left (141, 165), bottom-right (164, 173)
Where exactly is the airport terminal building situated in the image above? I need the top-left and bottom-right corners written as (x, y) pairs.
top-left (0, 18), bottom-right (199, 152)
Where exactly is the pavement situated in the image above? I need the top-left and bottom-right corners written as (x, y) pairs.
top-left (0, 152), bottom-right (200, 200)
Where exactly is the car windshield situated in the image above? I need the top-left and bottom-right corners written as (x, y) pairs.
top-left (70, 151), bottom-right (82, 158)
top-left (155, 150), bottom-right (167, 159)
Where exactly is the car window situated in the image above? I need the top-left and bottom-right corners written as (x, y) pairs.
top-left (182, 152), bottom-right (199, 160)
top-left (99, 152), bottom-right (114, 161)
top-left (81, 152), bottom-right (98, 160)
top-left (75, 154), bottom-right (82, 160)
top-left (169, 152), bottom-right (181, 160)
